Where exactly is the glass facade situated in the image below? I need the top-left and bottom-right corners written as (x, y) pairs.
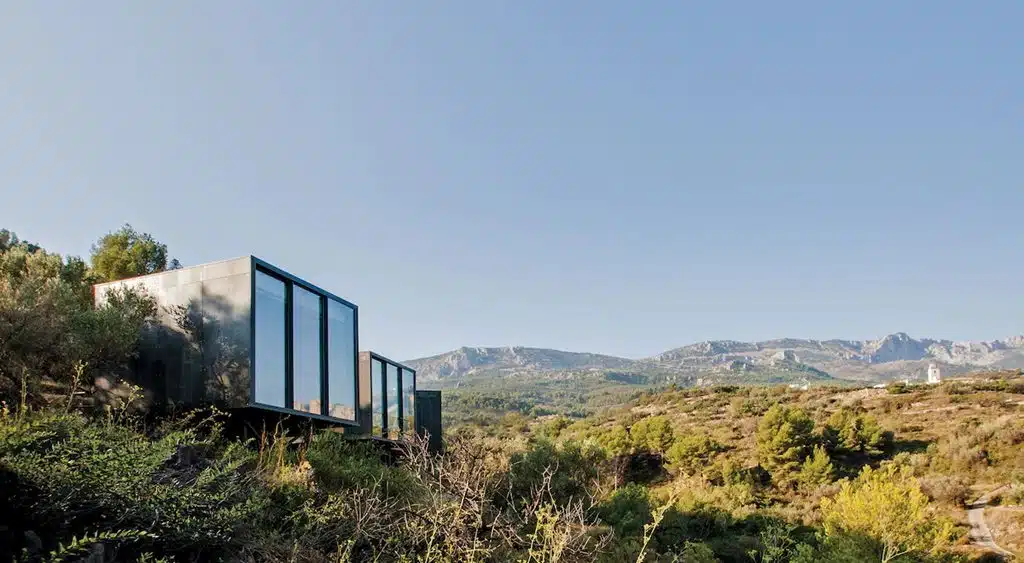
top-left (94, 256), bottom-right (365, 425)
top-left (327, 300), bottom-right (356, 420)
top-left (252, 263), bottom-right (357, 422)
top-left (366, 355), bottom-right (417, 438)
top-left (401, 367), bottom-right (415, 436)
top-left (386, 363), bottom-right (400, 438)
top-left (254, 271), bottom-right (286, 407)
top-left (371, 359), bottom-right (384, 435)
top-left (292, 286), bottom-right (322, 414)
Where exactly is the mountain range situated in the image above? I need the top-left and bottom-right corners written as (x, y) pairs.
top-left (406, 333), bottom-right (1024, 385)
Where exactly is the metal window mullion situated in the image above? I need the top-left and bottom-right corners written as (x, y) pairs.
top-left (352, 306), bottom-right (359, 426)
top-left (379, 359), bottom-right (388, 438)
top-left (284, 280), bottom-right (294, 410)
top-left (320, 296), bottom-right (328, 416)
top-left (397, 367), bottom-right (404, 433)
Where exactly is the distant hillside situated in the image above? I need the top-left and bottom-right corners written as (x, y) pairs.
top-left (407, 346), bottom-right (636, 380)
top-left (407, 333), bottom-right (1024, 385)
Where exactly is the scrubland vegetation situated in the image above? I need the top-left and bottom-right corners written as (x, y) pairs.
top-left (2, 226), bottom-right (1024, 561)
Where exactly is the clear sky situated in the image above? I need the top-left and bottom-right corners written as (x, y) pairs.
top-left (2, 2), bottom-right (1021, 360)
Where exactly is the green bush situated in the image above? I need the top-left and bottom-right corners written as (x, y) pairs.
top-left (305, 431), bottom-right (418, 499)
top-left (503, 438), bottom-right (604, 509)
top-left (596, 424), bottom-right (632, 456)
top-left (798, 445), bottom-right (834, 487)
top-left (630, 415), bottom-right (675, 454)
top-left (0, 411), bottom-right (270, 559)
top-left (597, 483), bottom-right (652, 537)
top-left (822, 408), bottom-right (894, 456)
top-left (665, 433), bottom-right (723, 476)
top-left (678, 540), bottom-right (720, 562)
top-left (820, 464), bottom-right (957, 563)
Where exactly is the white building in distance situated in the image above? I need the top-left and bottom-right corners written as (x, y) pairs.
top-left (927, 363), bottom-right (942, 384)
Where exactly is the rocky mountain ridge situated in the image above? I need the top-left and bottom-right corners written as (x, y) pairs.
top-left (407, 333), bottom-right (1024, 383)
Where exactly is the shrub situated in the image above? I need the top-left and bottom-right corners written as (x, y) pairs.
top-left (919, 476), bottom-right (972, 508)
top-left (597, 424), bottom-right (632, 457)
top-left (0, 240), bottom-right (156, 405)
top-left (305, 431), bottom-right (419, 499)
top-left (1004, 484), bottom-right (1024, 505)
top-left (820, 464), bottom-right (957, 563)
top-left (798, 445), bottom-right (835, 488)
top-left (887, 382), bottom-right (910, 394)
top-left (0, 410), bottom-right (269, 560)
top-left (822, 408), bottom-right (893, 456)
top-left (598, 483), bottom-right (652, 537)
top-left (665, 433), bottom-right (723, 476)
top-left (503, 438), bottom-right (604, 509)
top-left (538, 415), bottom-right (572, 439)
top-left (679, 541), bottom-right (720, 562)
top-left (630, 415), bottom-right (675, 454)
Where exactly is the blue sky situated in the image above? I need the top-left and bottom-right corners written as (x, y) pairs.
top-left (2, 2), bottom-right (1021, 360)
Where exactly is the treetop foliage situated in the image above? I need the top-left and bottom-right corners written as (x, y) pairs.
top-left (755, 404), bottom-right (815, 479)
top-left (89, 223), bottom-right (179, 283)
top-left (820, 464), bottom-right (957, 562)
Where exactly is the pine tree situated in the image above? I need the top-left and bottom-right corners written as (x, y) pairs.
top-left (756, 405), bottom-right (815, 482)
top-left (798, 445), bottom-right (834, 487)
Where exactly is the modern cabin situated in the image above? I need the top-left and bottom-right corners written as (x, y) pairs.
top-left (93, 256), bottom-right (440, 447)
top-left (355, 352), bottom-right (416, 439)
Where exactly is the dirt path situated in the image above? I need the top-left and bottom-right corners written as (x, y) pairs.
top-left (968, 486), bottom-right (1015, 558)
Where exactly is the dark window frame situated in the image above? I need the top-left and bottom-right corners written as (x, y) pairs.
top-left (366, 352), bottom-right (417, 439)
top-left (249, 257), bottom-right (359, 426)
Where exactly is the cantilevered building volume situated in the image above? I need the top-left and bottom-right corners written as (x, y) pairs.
top-left (93, 256), bottom-right (438, 446)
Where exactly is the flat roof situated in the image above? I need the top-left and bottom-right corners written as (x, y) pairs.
top-left (363, 351), bottom-right (417, 372)
top-left (92, 255), bottom-right (358, 311)
top-left (92, 255), bottom-right (251, 289)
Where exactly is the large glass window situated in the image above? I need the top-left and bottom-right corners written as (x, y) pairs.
top-left (386, 363), bottom-right (400, 438)
top-left (371, 359), bottom-right (384, 435)
top-left (253, 264), bottom-right (357, 422)
top-left (292, 286), bottom-right (322, 414)
top-left (402, 368), bottom-right (415, 435)
top-left (254, 272), bottom-right (286, 407)
top-left (327, 300), bottom-right (356, 420)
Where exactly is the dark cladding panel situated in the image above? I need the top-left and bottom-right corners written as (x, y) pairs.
top-left (415, 390), bottom-right (442, 452)
top-left (354, 352), bottom-right (373, 435)
top-left (199, 262), bottom-right (252, 408)
top-left (153, 275), bottom-right (204, 405)
top-left (93, 257), bottom-right (253, 412)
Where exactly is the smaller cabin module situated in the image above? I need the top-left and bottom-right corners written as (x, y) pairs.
top-left (354, 352), bottom-right (417, 439)
top-left (93, 256), bottom-right (440, 446)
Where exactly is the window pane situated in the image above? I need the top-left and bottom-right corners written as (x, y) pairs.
top-left (327, 300), bottom-right (355, 420)
top-left (386, 362), bottom-right (400, 439)
top-left (371, 359), bottom-right (384, 436)
top-left (254, 271), bottom-right (286, 407)
top-left (292, 286), bottom-right (322, 414)
top-left (402, 368), bottom-right (415, 435)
